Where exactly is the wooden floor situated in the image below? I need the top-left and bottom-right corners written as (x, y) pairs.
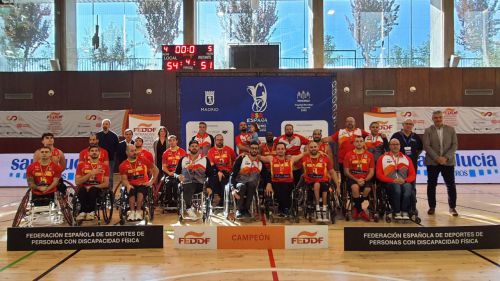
top-left (0, 183), bottom-right (499, 281)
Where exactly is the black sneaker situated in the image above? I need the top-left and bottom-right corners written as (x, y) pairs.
top-left (427, 208), bottom-right (435, 215)
top-left (236, 210), bottom-right (244, 219)
top-left (243, 210), bottom-right (252, 218)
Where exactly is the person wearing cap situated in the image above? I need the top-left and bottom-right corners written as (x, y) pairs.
top-left (390, 119), bottom-right (423, 172)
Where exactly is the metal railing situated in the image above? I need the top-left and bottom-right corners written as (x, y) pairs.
top-left (0, 57), bottom-right (493, 72)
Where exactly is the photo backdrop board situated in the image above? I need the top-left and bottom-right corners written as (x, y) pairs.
top-left (179, 76), bottom-right (335, 149)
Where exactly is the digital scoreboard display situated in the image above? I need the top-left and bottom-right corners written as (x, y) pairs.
top-left (162, 44), bottom-right (214, 71)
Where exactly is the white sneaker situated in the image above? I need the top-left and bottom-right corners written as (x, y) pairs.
top-left (394, 212), bottom-right (403, 220)
top-left (76, 212), bottom-right (86, 221)
top-left (127, 210), bottom-right (135, 221)
top-left (402, 212), bottom-right (410, 220)
top-left (86, 212), bottom-right (95, 220)
top-left (321, 210), bottom-right (329, 222)
top-left (186, 208), bottom-right (197, 219)
top-left (135, 210), bottom-right (143, 221)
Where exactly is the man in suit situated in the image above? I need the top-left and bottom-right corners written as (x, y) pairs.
top-left (117, 129), bottom-right (134, 167)
top-left (423, 110), bottom-right (458, 216)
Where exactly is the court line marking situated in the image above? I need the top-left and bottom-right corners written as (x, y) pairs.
top-left (0, 251), bottom-right (36, 273)
top-left (33, 250), bottom-right (80, 281)
top-left (261, 213), bottom-right (279, 281)
top-left (146, 268), bottom-right (410, 281)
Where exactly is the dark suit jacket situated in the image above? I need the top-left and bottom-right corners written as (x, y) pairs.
top-left (423, 125), bottom-right (458, 166)
top-left (117, 140), bottom-right (134, 166)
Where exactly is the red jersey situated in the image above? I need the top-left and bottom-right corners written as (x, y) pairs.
top-left (119, 157), bottom-right (155, 186)
top-left (137, 149), bottom-right (154, 163)
top-left (207, 146), bottom-right (236, 173)
top-left (343, 150), bottom-right (375, 179)
top-left (79, 147), bottom-right (109, 163)
top-left (302, 154), bottom-right (333, 183)
top-left (317, 142), bottom-right (330, 155)
top-left (270, 157), bottom-right (294, 183)
top-left (274, 133), bottom-right (309, 169)
top-left (260, 143), bottom-right (276, 169)
top-left (235, 133), bottom-right (251, 154)
top-left (331, 128), bottom-right (369, 164)
top-left (162, 147), bottom-right (187, 173)
top-left (26, 161), bottom-right (62, 195)
top-left (76, 161), bottom-right (110, 187)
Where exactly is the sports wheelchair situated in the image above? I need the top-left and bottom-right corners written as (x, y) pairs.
top-left (339, 178), bottom-right (379, 222)
top-left (299, 180), bottom-right (340, 224)
top-left (223, 181), bottom-right (263, 222)
top-left (12, 180), bottom-right (75, 227)
top-left (154, 175), bottom-right (179, 213)
top-left (177, 181), bottom-right (212, 223)
top-left (264, 183), bottom-right (300, 224)
top-left (378, 182), bottom-right (421, 224)
top-left (71, 187), bottom-right (114, 225)
top-left (115, 182), bottom-right (154, 225)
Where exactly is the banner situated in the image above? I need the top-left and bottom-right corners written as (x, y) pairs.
top-left (344, 225), bottom-right (500, 251)
top-left (416, 150), bottom-right (500, 184)
top-left (376, 107), bottom-right (500, 134)
top-left (128, 114), bottom-right (161, 153)
top-left (1, 153), bottom-right (79, 187)
top-left (7, 225), bottom-right (163, 251)
top-left (174, 226), bottom-right (217, 249)
top-left (284, 225), bottom-right (329, 249)
top-left (179, 76), bottom-right (334, 150)
top-left (363, 112), bottom-right (398, 137)
top-left (0, 110), bottom-right (128, 138)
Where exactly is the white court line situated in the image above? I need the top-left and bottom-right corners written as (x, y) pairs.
top-left (147, 268), bottom-right (410, 281)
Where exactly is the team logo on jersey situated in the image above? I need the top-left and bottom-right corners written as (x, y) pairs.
top-left (247, 82), bottom-right (268, 113)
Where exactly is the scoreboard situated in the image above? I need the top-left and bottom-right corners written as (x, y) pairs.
top-left (162, 44), bottom-right (214, 71)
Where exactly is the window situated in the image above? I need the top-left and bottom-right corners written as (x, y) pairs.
top-left (196, 0), bottom-right (308, 69)
top-left (454, 0), bottom-right (500, 67)
top-left (324, 0), bottom-right (430, 68)
top-left (0, 0), bottom-right (55, 72)
top-left (76, 0), bottom-right (183, 71)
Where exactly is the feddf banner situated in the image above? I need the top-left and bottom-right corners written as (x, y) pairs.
top-left (1, 153), bottom-right (79, 187)
top-left (179, 76), bottom-right (334, 148)
top-left (128, 114), bottom-right (161, 153)
top-left (0, 110), bottom-right (128, 138)
top-left (363, 112), bottom-right (398, 137)
top-left (376, 107), bottom-right (500, 134)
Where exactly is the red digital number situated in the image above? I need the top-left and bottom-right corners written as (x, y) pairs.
top-left (166, 61), bottom-right (180, 71)
top-left (208, 45), bottom-right (213, 52)
top-left (200, 61), bottom-right (207, 70)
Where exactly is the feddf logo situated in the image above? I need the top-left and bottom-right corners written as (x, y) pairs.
top-left (291, 231), bottom-right (324, 244)
top-left (247, 82), bottom-right (268, 113)
top-left (285, 225), bottom-right (328, 249)
top-left (178, 231), bottom-right (210, 244)
top-left (174, 226), bottom-right (217, 249)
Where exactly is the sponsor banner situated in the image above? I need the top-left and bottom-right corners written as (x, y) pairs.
top-left (128, 114), bottom-right (161, 153)
top-left (179, 76), bottom-right (334, 150)
top-left (0, 110), bottom-right (128, 138)
top-left (285, 225), bottom-right (329, 249)
top-left (185, 121), bottom-right (234, 150)
top-left (416, 150), bottom-right (500, 184)
top-left (7, 225), bottom-right (163, 251)
top-left (1, 153), bottom-right (79, 187)
top-left (174, 226), bottom-right (217, 249)
top-left (344, 225), bottom-right (500, 251)
top-left (217, 226), bottom-right (285, 249)
top-left (377, 107), bottom-right (500, 134)
top-left (363, 112), bottom-right (398, 137)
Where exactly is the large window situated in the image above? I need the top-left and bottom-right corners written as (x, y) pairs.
top-left (0, 1), bottom-right (55, 72)
top-left (324, 0), bottom-right (430, 68)
top-left (196, 0), bottom-right (308, 69)
top-left (454, 0), bottom-right (500, 67)
top-left (76, 0), bottom-right (183, 71)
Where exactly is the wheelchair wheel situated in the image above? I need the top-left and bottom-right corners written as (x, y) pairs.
top-left (72, 190), bottom-right (82, 226)
top-left (57, 192), bottom-right (74, 226)
top-left (100, 189), bottom-right (114, 225)
top-left (12, 190), bottom-right (30, 227)
top-left (118, 186), bottom-right (127, 225)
